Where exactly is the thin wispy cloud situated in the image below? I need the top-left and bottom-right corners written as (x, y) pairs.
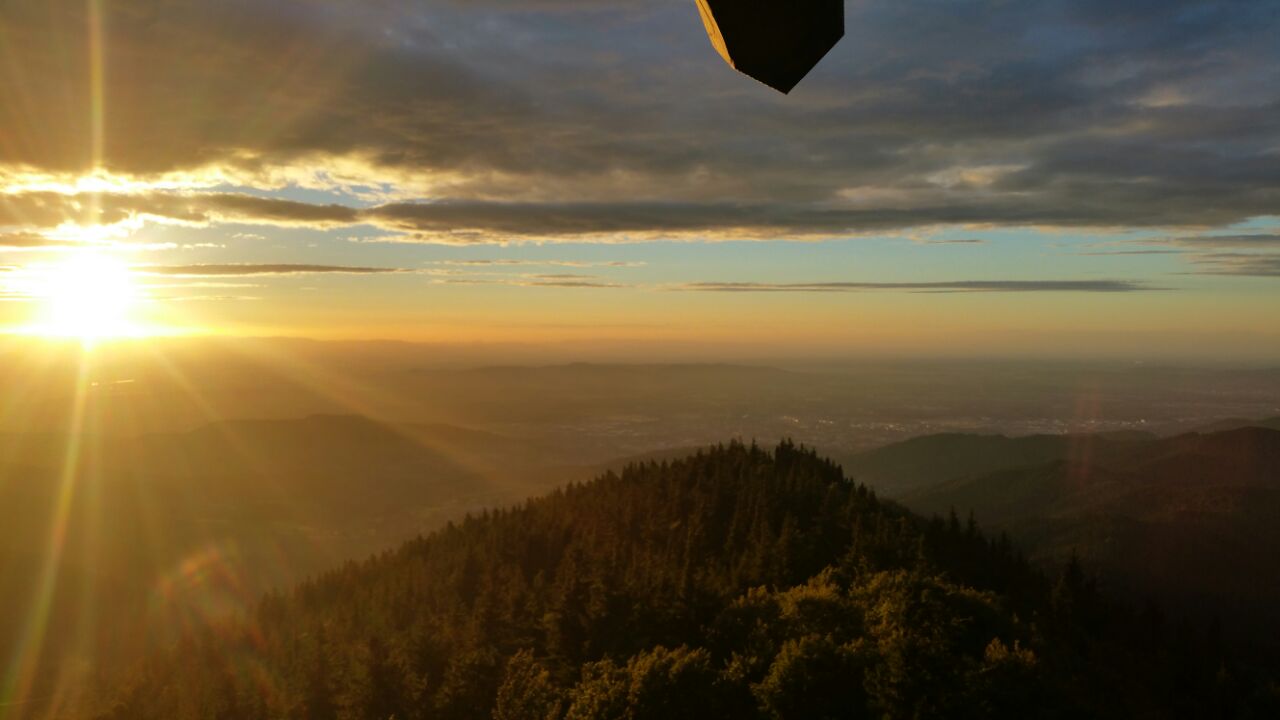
top-left (526, 279), bottom-right (628, 289)
top-left (1162, 234), bottom-right (1280, 249)
top-left (139, 264), bottom-right (406, 277)
top-left (1083, 234), bottom-right (1280, 277)
top-left (528, 273), bottom-right (599, 280)
top-left (1181, 253), bottom-right (1280, 277)
top-left (152, 294), bottom-right (263, 303)
top-left (425, 259), bottom-right (646, 268)
top-left (1073, 249), bottom-right (1186, 256)
top-left (676, 280), bottom-right (1157, 293)
top-left (435, 277), bottom-right (630, 289)
top-left (0, 233), bottom-right (85, 250)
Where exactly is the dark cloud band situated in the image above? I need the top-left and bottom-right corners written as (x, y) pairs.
top-left (15, 191), bottom-right (1277, 243)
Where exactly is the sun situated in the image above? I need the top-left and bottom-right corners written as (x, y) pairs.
top-left (22, 253), bottom-right (146, 342)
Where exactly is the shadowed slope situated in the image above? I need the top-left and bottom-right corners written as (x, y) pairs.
top-left (844, 430), bottom-right (1154, 498)
top-left (904, 428), bottom-right (1280, 639)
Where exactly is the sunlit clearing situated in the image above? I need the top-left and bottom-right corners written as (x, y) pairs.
top-left (23, 254), bottom-right (146, 343)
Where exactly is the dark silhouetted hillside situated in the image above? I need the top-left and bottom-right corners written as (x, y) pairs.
top-left (844, 431), bottom-right (1154, 498)
top-left (902, 428), bottom-right (1280, 641)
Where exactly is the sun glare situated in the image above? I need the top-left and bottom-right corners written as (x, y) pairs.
top-left (22, 254), bottom-right (146, 342)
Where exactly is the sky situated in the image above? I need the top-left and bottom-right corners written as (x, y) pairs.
top-left (0, 0), bottom-right (1278, 359)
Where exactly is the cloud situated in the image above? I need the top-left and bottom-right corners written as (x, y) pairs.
top-left (138, 264), bottom-right (405, 276)
top-left (676, 280), bottom-right (1157, 293)
top-left (1161, 234), bottom-right (1280, 249)
top-left (127, 193), bottom-right (360, 228)
top-left (525, 279), bottom-right (627, 288)
top-left (424, 259), bottom-right (646, 268)
top-left (363, 201), bottom-right (1016, 241)
top-left (14, 191), bottom-right (1254, 244)
top-left (430, 273), bottom-right (1156, 292)
top-left (359, 199), bottom-right (1280, 242)
top-left (1, 190), bottom-right (357, 232)
top-left (1181, 253), bottom-right (1280, 277)
top-left (0, 0), bottom-right (1277, 243)
top-left (435, 277), bottom-right (629, 289)
top-left (0, 233), bottom-right (84, 250)
top-left (1074, 249), bottom-right (1186, 256)
top-left (153, 294), bottom-right (262, 303)
top-left (1094, 233), bottom-right (1280, 277)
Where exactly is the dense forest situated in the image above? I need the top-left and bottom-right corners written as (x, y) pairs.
top-left (96, 442), bottom-right (1279, 719)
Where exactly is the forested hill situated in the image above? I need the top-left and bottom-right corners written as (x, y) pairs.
top-left (98, 442), bottom-right (1277, 720)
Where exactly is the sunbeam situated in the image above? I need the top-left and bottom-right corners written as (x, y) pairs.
top-left (0, 353), bottom-right (91, 714)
